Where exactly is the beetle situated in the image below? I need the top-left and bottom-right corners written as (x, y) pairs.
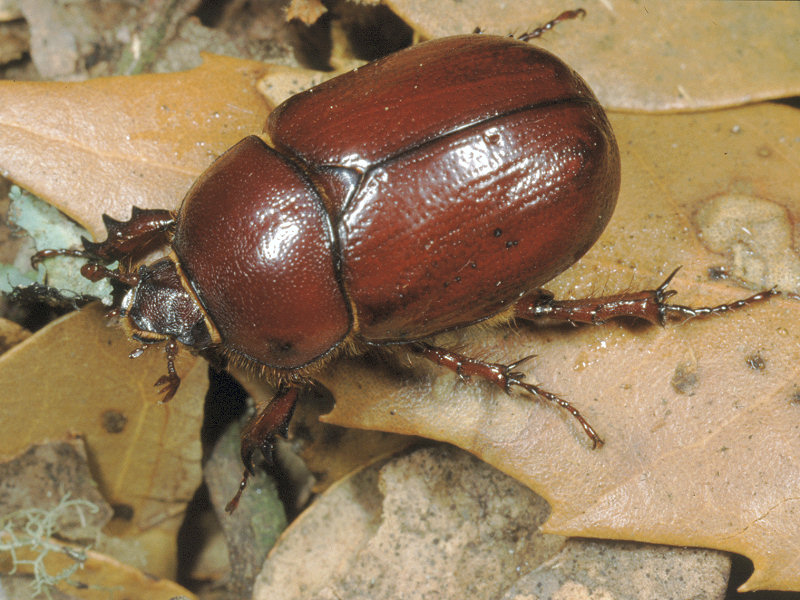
top-left (32, 11), bottom-right (776, 512)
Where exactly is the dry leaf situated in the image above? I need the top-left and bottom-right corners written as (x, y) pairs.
top-left (254, 446), bottom-right (731, 599)
top-left (255, 447), bottom-right (559, 599)
top-left (0, 54), bottom-right (270, 239)
top-left (386, 0), bottom-right (800, 111)
top-left (256, 63), bottom-right (340, 108)
top-left (0, 304), bottom-right (207, 578)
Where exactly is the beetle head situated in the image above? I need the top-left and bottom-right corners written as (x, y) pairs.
top-left (120, 258), bottom-right (215, 350)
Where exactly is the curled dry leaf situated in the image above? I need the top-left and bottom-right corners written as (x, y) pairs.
top-left (255, 446), bottom-right (559, 599)
top-left (386, 0), bottom-right (800, 111)
top-left (505, 538), bottom-right (730, 599)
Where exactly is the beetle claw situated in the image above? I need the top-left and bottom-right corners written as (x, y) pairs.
top-left (154, 373), bottom-right (180, 402)
top-left (228, 430), bottom-right (273, 514)
top-left (239, 432), bottom-right (276, 474)
top-left (507, 354), bottom-right (537, 371)
top-left (225, 470), bottom-right (250, 514)
top-left (227, 386), bottom-right (299, 513)
top-left (505, 371), bottom-right (526, 388)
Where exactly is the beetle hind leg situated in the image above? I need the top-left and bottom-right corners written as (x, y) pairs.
top-left (516, 9), bottom-right (586, 42)
top-left (410, 342), bottom-right (603, 448)
top-left (513, 268), bottom-right (778, 326)
top-left (225, 383), bottom-right (300, 514)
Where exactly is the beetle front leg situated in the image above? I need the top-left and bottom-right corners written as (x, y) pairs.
top-left (154, 338), bottom-right (181, 402)
top-left (128, 338), bottom-right (183, 402)
top-left (225, 383), bottom-right (300, 514)
top-left (32, 207), bottom-right (175, 269)
top-left (410, 342), bottom-right (603, 448)
top-left (514, 268), bottom-right (778, 326)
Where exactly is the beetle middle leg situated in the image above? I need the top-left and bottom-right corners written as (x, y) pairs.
top-left (409, 341), bottom-right (603, 448)
top-left (225, 383), bottom-right (300, 514)
top-left (475, 8), bottom-right (586, 40)
top-left (514, 268), bottom-right (778, 326)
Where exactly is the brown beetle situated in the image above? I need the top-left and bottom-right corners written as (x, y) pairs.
top-left (33, 12), bottom-right (776, 511)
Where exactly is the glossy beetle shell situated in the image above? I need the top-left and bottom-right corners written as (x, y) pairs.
top-left (172, 34), bottom-right (620, 369)
top-left (172, 137), bottom-right (350, 369)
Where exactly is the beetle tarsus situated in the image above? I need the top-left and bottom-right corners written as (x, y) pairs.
top-left (227, 384), bottom-right (301, 511)
top-left (238, 420), bottom-right (276, 475)
top-left (517, 8), bottom-right (586, 42)
top-left (225, 470), bottom-right (251, 514)
top-left (411, 342), bottom-right (601, 447)
top-left (660, 288), bottom-right (779, 322)
top-left (33, 207), bottom-right (174, 289)
top-left (30, 247), bottom-right (88, 269)
top-left (653, 268), bottom-right (779, 324)
top-left (34, 208), bottom-right (174, 270)
top-left (508, 377), bottom-right (603, 448)
top-left (154, 372), bottom-right (181, 402)
top-left (154, 339), bottom-right (181, 402)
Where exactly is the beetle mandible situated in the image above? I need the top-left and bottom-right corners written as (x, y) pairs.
top-left (32, 10), bottom-right (777, 511)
